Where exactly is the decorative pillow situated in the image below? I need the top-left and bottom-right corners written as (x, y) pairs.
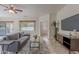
top-left (6, 33), bottom-right (19, 40)
top-left (20, 31), bottom-right (30, 37)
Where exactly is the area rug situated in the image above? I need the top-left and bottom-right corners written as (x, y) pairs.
top-left (18, 40), bottom-right (50, 54)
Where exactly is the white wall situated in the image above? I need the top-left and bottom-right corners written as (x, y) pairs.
top-left (35, 18), bottom-right (40, 36)
top-left (57, 4), bottom-right (79, 35)
top-left (49, 13), bottom-right (57, 40)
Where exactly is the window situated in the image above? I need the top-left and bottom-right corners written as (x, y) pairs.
top-left (20, 21), bottom-right (35, 32)
top-left (0, 24), bottom-right (6, 36)
top-left (6, 23), bottom-right (13, 34)
top-left (0, 22), bottom-right (13, 36)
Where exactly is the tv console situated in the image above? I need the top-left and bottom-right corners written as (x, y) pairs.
top-left (57, 34), bottom-right (79, 53)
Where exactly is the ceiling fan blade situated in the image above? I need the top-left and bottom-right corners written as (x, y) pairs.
top-left (0, 4), bottom-right (8, 8)
top-left (14, 11), bottom-right (17, 13)
top-left (15, 9), bottom-right (23, 12)
top-left (14, 10), bottom-right (17, 13)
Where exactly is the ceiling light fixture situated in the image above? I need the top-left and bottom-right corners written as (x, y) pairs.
top-left (8, 10), bottom-right (15, 14)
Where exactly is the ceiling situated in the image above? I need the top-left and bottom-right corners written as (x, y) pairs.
top-left (0, 4), bottom-right (66, 19)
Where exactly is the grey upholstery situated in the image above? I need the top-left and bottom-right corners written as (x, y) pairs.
top-left (16, 36), bottom-right (29, 45)
top-left (6, 41), bottom-right (20, 53)
top-left (6, 33), bottom-right (19, 40)
top-left (3, 32), bottom-right (30, 53)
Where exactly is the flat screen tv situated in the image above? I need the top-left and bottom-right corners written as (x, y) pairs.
top-left (61, 14), bottom-right (79, 31)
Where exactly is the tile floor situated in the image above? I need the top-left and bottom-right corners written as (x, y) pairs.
top-left (48, 39), bottom-right (69, 54)
top-left (47, 38), bottom-right (79, 54)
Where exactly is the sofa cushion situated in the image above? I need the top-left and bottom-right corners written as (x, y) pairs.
top-left (16, 36), bottom-right (29, 45)
top-left (22, 33), bottom-right (30, 37)
top-left (6, 33), bottom-right (19, 40)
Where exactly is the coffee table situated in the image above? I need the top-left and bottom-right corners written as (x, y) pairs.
top-left (0, 40), bottom-right (14, 54)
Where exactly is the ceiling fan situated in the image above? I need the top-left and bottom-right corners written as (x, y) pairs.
top-left (0, 4), bottom-right (23, 13)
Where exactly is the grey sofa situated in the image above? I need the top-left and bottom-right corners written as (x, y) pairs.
top-left (3, 32), bottom-right (30, 53)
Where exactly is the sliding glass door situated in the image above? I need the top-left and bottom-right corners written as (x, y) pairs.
top-left (6, 23), bottom-right (13, 34)
top-left (0, 22), bottom-right (13, 36)
top-left (0, 24), bottom-right (6, 36)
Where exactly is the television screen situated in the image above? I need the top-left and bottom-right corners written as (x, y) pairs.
top-left (61, 14), bottom-right (79, 31)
